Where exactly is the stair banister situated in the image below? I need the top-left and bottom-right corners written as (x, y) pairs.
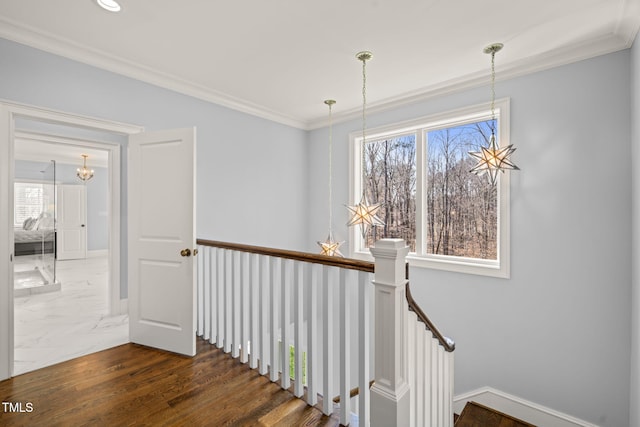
top-left (369, 238), bottom-right (411, 427)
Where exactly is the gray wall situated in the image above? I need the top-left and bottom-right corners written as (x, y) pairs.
top-left (308, 51), bottom-right (632, 426)
top-left (1, 37), bottom-right (309, 298)
top-left (631, 35), bottom-right (639, 427)
top-left (2, 35), bottom-right (636, 426)
top-left (14, 160), bottom-right (108, 252)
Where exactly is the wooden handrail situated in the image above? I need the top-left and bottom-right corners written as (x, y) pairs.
top-left (196, 239), bottom-right (375, 273)
top-left (197, 239), bottom-right (452, 351)
top-left (406, 282), bottom-right (455, 352)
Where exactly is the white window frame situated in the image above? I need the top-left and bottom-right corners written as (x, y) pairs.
top-left (348, 98), bottom-right (511, 278)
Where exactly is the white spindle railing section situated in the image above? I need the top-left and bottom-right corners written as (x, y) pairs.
top-left (196, 240), bottom-right (374, 426)
top-left (195, 238), bottom-right (455, 427)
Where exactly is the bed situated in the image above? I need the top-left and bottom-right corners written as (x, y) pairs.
top-left (14, 213), bottom-right (56, 256)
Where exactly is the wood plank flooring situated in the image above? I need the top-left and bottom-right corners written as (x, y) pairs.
top-left (0, 338), bottom-right (339, 426)
top-left (455, 401), bottom-right (537, 427)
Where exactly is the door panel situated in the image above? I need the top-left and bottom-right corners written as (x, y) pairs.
top-left (128, 128), bottom-right (196, 356)
top-left (56, 185), bottom-right (87, 260)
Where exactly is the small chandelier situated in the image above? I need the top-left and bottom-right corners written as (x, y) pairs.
top-left (469, 43), bottom-right (519, 186)
top-left (317, 100), bottom-right (344, 257)
top-left (346, 51), bottom-right (384, 239)
top-left (77, 154), bottom-right (95, 182)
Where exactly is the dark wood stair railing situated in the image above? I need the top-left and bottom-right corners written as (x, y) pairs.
top-left (196, 239), bottom-right (375, 272)
top-left (196, 239), bottom-right (454, 352)
top-left (196, 239), bottom-right (456, 414)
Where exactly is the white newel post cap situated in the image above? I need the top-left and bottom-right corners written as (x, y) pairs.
top-left (369, 239), bottom-right (410, 286)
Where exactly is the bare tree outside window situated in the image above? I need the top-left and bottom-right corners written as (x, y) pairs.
top-left (426, 120), bottom-right (497, 260)
top-left (364, 135), bottom-right (417, 250)
top-left (362, 119), bottom-right (498, 261)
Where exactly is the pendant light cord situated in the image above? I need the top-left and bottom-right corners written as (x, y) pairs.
top-left (361, 54), bottom-right (368, 197)
top-left (490, 50), bottom-right (496, 122)
top-left (328, 101), bottom-right (333, 234)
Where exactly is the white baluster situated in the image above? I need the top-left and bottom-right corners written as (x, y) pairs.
top-left (415, 317), bottom-right (426, 427)
top-left (197, 245), bottom-right (204, 337)
top-left (216, 248), bottom-right (225, 349)
top-left (437, 344), bottom-right (445, 426)
top-left (358, 270), bottom-right (371, 427)
top-left (203, 246), bottom-right (210, 341)
top-left (430, 336), bottom-right (438, 426)
top-left (322, 265), bottom-right (334, 415)
top-left (306, 263), bottom-right (318, 406)
top-left (293, 262), bottom-right (304, 398)
top-left (249, 253), bottom-right (259, 369)
top-left (224, 250), bottom-right (232, 353)
top-left (259, 255), bottom-right (269, 376)
top-left (446, 351), bottom-right (455, 427)
top-left (231, 251), bottom-right (240, 358)
top-left (339, 268), bottom-right (351, 425)
top-left (281, 259), bottom-right (291, 390)
top-left (270, 257), bottom-right (280, 382)
top-left (208, 247), bottom-right (217, 345)
top-left (407, 311), bottom-right (416, 427)
top-left (240, 252), bottom-right (250, 363)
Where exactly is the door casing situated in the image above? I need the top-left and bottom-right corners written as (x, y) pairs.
top-left (0, 99), bottom-right (143, 380)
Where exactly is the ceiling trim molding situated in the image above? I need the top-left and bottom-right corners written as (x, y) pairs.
top-left (0, 17), bottom-right (308, 130)
top-left (1, 13), bottom-right (637, 132)
top-left (307, 31), bottom-right (634, 130)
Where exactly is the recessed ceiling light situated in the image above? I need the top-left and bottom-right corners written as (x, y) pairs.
top-left (97, 0), bottom-right (121, 12)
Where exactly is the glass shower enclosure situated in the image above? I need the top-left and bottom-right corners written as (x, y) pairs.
top-left (13, 160), bottom-right (60, 297)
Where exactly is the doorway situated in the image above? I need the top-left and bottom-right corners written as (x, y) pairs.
top-left (12, 133), bottom-right (127, 374)
top-left (0, 100), bottom-right (144, 380)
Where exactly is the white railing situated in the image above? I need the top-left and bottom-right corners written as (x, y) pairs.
top-left (195, 238), bottom-right (455, 427)
top-left (407, 292), bottom-right (455, 427)
top-left (196, 239), bottom-right (375, 426)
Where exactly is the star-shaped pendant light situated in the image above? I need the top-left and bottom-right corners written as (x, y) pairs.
top-left (346, 194), bottom-right (385, 239)
top-left (318, 232), bottom-right (344, 257)
top-left (347, 51), bottom-right (384, 239)
top-left (317, 100), bottom-right (344, 257)
top-left (469, 43), bottom-right (519, 185)
top-left (469, 131), bottom-right (518, 186)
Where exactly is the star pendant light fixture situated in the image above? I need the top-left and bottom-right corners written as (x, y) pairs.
top-left (317, 100), bottom-right (344, 257)
top-left (469, 43), bottom-right (519, 186)
top-left (347, 51), bottom-right (384, 239)
top-left (76, 154), bottom-right (95, 182)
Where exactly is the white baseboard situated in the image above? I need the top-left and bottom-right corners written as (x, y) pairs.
top-left (454, 387), bottom-right (598, 427)
top-left (87, 249), bottom-right (108, 258)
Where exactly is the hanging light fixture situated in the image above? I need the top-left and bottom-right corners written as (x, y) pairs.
top-left (317, 100), bottom-right (344, 257)
top-left (76, 154), bottom-right (95, 182)
top-left (469, 43), bottom-right (519, 186)
top-left (347, 51), bottom-right (384, 239)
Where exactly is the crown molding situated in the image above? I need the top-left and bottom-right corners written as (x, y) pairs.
top-left (307, 30), bottom-right (635, 130)
top-left (0, 14), bottom-right (637, 132)
top-left (0, 17), bottom-right (308, 130)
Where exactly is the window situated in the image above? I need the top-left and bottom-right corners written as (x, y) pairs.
top-left (349, 99), bottom-right (511, 277)
top-left (14, 181), bottom-right (54, 228)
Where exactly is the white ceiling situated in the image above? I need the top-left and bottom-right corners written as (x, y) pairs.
top-left (14, 138), bottom-right (109, 168)
top-left (1, 0), bottom-right (639, 129)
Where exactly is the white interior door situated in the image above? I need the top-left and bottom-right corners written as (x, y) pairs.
top-left (56, 184), bottom-right (87, 260)
top-left (128, 128), bottom-right (196, 356)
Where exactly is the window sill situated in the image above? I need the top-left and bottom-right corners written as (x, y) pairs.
top-left (352, 250), bottom-right (509, 279)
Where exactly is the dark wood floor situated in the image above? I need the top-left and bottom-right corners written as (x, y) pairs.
top-left (0, 338), bottom-right (339, 426)
top-left (455, 401), bottom-right (537, 427)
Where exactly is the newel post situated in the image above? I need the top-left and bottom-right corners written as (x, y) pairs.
top-left (369, 238), bottom-right (410, 427)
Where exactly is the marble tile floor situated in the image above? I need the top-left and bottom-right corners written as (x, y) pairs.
top-left (13, 256), bottom-right (129, 376)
